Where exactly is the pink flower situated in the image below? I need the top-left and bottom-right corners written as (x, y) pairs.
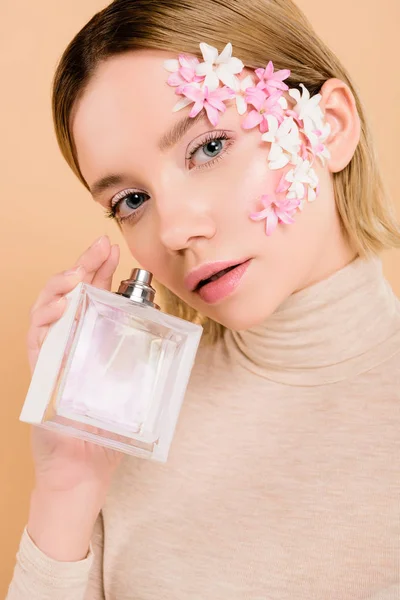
top-left (242, 88), bottom-right (287, 133)
top-left (249, 194), bottom-right (300, 236)
top-left (164, 54), bottom-right (204, 87)
top-left (275, 173), bottom-right (291, 195)
top-left (180, 84), bottom-right (235, 126)
top-left (255, 61), bottom-right (291, 94)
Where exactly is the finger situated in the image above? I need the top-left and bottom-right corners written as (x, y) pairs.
top-left (30, 236), bottom-right (111, 315)
top-left (30, 296), bottom-right (67, 328)
top-left (91, 244), bottom-right (120, 290)
top-left (26, 324), bottom-right (52, 373)
top-left (29, 267), bottom-right (85, 316)
top-left (27, 297), bottom-right (69, 374)
top-left (73, 235), bottom-right (112, 284)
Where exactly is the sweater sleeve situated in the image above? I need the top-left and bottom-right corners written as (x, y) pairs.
top-left (6, 514), bottom-right (105, 600)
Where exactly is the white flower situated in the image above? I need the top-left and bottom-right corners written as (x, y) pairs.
top-left (278, 96), bottom-right (288, 110)
top-left (306, 165), bottom-right (319, 201)
top-left (261, 115), bottom-right (301, 170)
top-left (289, 83), bottom-right (324, 131)
top-left (195, 42), bottom-right (244, 91)
top-left (284, 156), bottom-right (319, 201)
top-left (233, 75), bottom-right (255, 115)
top-left (303, 121), bottom-right (331, 166)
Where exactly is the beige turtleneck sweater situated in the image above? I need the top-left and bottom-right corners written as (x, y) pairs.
top-left (6, 257), bottom-right (400, 600)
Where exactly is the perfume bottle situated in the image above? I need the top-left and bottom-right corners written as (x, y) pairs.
top-left (20, 269), bottom-right (203, 462)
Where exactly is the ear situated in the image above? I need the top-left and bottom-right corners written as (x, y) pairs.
top-left (319, 78), bottom-right (361, 173)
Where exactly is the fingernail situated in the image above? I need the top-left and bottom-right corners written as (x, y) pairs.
top-left (92, 235), bottom-right (108, 247)
top-left (64, 265), bottom-right (85, 277)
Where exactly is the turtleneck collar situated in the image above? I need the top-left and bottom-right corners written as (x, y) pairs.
top-left (224, 256), bottom-right (400, 386)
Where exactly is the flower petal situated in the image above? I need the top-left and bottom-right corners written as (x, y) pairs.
top-left (276, 208), bottom-right (296, 225)
top-left (308, 186), bottom-right (316, 202)
top-left (278, 96), bottom-right (288, 109)
top-left (266, 211), bottom-right (278, 236)
top-left (266, 114), bottom-right (279, 135)
top-left (269, 155), bottom-right (290, 170)
top-left (265, 61), bottom-right (274, 78)
top-left (228, 56), bottom-right (244, 74)
top-left (276, 68), bottom-right (291, 81)
top-left (172, 96), bottom-right (193, 112)
top-left (242, 110), bottom-right (263, 130)
top-left (179, 54), bottom-right (198, 69)
top-left (180, 67), bottom-right (195, 82)
top-left (217, 65), bottom-right (239, 88)
top-left (240, 75), bottom-right (255, 91)
top-left (207, 97), bottom-right (227, 111)
top-left (288, 88), bottom-right (300, 103)
top-left (204, 103), bottom-right (219, 126)
top-left (276, 174), bottom-right (291, 194)
top-left (216, 42), bottom-right (232, 64)
top-left (261, 132), bottom-right (274, 143)
top-left (204, 71), bottom-right (220, 91)
top-left (195, 62), bottom-right (213, 77)
top-left (236, 94), bottom-right (247, 115)
top-left (244, 87), bottom-right (266, 111)
top-left (259, 118), bottom-right (269, 134)
top-left (249, 208), bottom-right (271, 221)
top-left (268, 143), bottom-right (282, 161)
top-left (200, 42), bottom-right (219, 64)
top-left (189, 101), bottom-right (204, 119)
top-left (167, 72), bottom-right (184, 86)
top-left (181, 85), bottom-right (203, 102)
top-left (164, 59), bottom-right (179, 72)
top-left (210, 86), bottom-right (235, 104)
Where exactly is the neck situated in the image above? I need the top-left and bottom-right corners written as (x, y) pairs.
top-left (224, 255), bottom-right (400, 386)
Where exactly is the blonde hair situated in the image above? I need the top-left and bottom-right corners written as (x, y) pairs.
top-left (52, 0), bottom-right (400, 345)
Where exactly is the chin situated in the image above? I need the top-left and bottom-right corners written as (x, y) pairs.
top-left (204, 294), bottom-right (285, 332)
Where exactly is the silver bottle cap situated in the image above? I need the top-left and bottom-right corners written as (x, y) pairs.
top-left (117, 268), bottom-right (160, 309)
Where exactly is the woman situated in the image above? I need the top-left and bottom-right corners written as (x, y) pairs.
top-left (7, 0), bottom-right (400, 598)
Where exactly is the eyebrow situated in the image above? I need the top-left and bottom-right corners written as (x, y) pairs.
top-left (90, 111), bottom-right (208, 199)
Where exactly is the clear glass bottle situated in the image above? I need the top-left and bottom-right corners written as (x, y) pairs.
top-left (20, 269), bottom-right (203, 462)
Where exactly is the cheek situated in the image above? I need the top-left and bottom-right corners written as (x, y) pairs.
top-left (213, 140), bottom-right (284, 218)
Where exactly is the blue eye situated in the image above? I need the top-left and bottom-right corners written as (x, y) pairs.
top-left (188, 131), bottom-right (232, 167)
top-left (105, 190), bottom-right (150, 224)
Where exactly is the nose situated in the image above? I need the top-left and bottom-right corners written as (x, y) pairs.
top-left (156, 186), bottom-right (217, 254)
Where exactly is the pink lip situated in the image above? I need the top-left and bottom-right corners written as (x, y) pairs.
top-left (196, 259), bottom-right (252, 304)
top-left (185, 258), bottom-right (251, 293)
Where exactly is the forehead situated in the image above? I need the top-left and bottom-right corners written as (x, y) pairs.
top-left (71, 50), bottom-right (183, 180)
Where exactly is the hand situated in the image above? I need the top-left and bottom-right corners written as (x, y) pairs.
top-left (26, 235), bottom-right (123, 493)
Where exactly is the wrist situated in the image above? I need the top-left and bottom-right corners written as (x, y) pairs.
top-left (27, 485), bottom-right (105, 561)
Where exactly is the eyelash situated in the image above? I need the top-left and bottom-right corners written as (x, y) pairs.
top-left (104, 130), bottom-right (233, 224)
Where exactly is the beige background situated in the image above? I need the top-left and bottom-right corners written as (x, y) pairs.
top-left (0, 0), bottom-right (398, 594)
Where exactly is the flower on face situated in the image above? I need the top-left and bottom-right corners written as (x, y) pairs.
top-left (177, 84), bottom-right (235, 126)
top-left (232, 74), bottom-right (255, 115)
top-left (283, 157), bottom-right (319, 202)
top-left (242, 88), bottom-right (287, 133)
top-left (250, 194), bottom-right (300, 236)
top-left (303, 121), bottom-right (331, 166)
top-left (261, 115), bottom-right (301, 170)
top-left (255, 61), bottom-right (291, 95)
top-left (195, 42), bottom-right (244, 91)
top-left (289, 83), bottom-right (325, 132)
top-left (164, 54), bottom-right (204, 88)
top-left (165, 42), bottom-right (328, 231)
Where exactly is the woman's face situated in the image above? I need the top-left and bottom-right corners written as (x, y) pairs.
top-left (72, 50), bottom-right (352, 330)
